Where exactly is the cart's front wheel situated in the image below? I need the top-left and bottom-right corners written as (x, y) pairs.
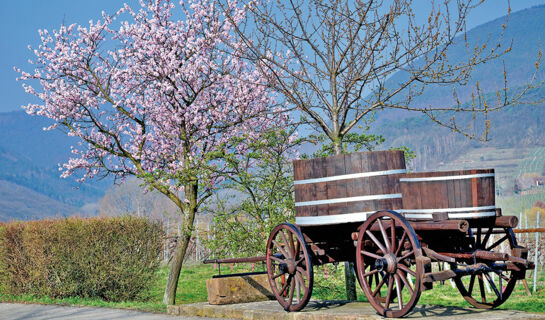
top-left (266, 223), bottom-right (313, 312)
top-left (356, 211), bottom-right (423, 318)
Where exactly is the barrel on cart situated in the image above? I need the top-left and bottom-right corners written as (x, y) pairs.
top-left (263, 150), bottom-right (532, 317)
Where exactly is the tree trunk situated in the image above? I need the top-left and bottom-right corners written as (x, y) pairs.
top-left (163, 181), bottom-right (198, 305)
top-left (332, 137), bottom-right (357, 301)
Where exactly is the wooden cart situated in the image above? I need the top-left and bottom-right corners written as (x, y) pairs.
top-left (266, 150), bottom-right (533, 317)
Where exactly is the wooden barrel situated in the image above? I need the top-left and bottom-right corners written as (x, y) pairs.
top-left (399, 169), bottom-right (496, 219)
top-left (293, 150), bottom-right (406, 226)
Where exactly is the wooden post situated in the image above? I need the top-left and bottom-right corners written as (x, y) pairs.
top-left (344, 261), bottom-right (357, 301)
top-left (534, 211), bottom-right (540, 293)
top-left (522, 279), bottom-right (532, 296)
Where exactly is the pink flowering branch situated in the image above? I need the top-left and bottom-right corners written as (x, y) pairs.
top-left (16, 0), bottom-right (289, 305)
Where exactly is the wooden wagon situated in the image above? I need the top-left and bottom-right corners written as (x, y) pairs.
top-left (264, 150), bottom-right (533, 317)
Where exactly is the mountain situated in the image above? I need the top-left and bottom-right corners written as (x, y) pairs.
top-left (376, 5), bottom-right (545, 124)
top-left (2, 5), bottom-right (545, 220)
top-left (371, 5), bottom-right (545, 175)
top-left (0, 111), bottom-right (108, 220)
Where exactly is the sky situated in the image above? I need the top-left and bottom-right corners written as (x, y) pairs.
top-left (1, 0), bottom-right (545, 114)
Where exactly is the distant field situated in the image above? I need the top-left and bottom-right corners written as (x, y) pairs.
top-left (436, 146), bottom-right (545, 209)
top-left (498, 191), bottom-right (545, 217)
top-left (516, 147), bottom-right (545, 177)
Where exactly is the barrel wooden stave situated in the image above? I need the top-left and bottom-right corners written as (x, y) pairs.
top-left (400, 169), bottom-right (495, 219)
top-left (293, 151), bottom-right (405, 222)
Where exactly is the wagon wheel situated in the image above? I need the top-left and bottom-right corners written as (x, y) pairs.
top-left (266, 223), bottom-right (313, 312)
top-left (356, 211), bottom-right (423, 318)
top-left (453, 227), bottom-right (519, 309)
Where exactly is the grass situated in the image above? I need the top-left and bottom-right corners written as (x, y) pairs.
top-left (1, 262), bottom-right (544, 314)
top-left (0, 263), bottom-right (258, 313)
top-left (313, 264), bottom-right (545, 313)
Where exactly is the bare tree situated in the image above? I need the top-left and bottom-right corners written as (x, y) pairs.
top-left (223, 0), bottom-right (540, 300)
top-left (229, 0), bottom-right (540, 155)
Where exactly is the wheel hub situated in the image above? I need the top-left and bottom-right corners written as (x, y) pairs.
top-left (279, 258), bottom-right (297, 275)
top-left (374, 254), bottom-right (397, 273)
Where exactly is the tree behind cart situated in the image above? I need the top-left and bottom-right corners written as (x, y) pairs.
top-left (223, 0), bottom-right (540, 299)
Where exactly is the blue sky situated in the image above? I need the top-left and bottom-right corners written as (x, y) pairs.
top-left (1, 0), bottom-right (545, 113)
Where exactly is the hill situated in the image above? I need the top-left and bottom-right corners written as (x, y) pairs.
top-left (0, 111), bottom-right (108, 220)
top-left (371, 6), bottom-right (545, 181)
top-left (375, 5), bottom-right (545, 124)
top-left (0, 180), bottom-right (77, 221)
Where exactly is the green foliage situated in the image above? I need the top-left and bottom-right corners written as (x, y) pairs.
top-left (305, 132), bottom-right (385, 159)
top-left (204, 129), bottom-right (298, 258)
top-left (0, 216), bottom-right (162, 302)
top-left (389, 146), bottom-right (416, 166)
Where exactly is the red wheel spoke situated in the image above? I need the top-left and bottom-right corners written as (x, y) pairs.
top-left (385, 276), bottom-right (394, 310)
top-left (486, 235), bottom-right (509, 251)
top-left (288, 274), bottom-right (296, 306)
top-left (366, 230), bottom-right (387, 253)
top-left (484, 273), bottom-right (502, 300)
top-left (397, 250), bottom-right (414, 262)
top-left (397, 270), bottom-right (413, 295)
top-left (295, 275), bottom-right (301, 303)
top-left (272, 239), bottom-right (290, 259)
top-left (377, 219), bottom-right (391, 252)
top-left (395, 231), bottom-right (407, 257)
top-left (362, 268), bottom-right (380, 278)
top-left (394, 274), bottom-right (403, 310)
top-left (279, 230), bottom-right (294, 258)
top-left (476, 228), bottom-right (482, 248)
top-left (481, 227), bottom-right (492, 249)
top-left (478, 275), bottom-right (486, 303)
top-left (398, 264), bottom-right (416, 277)
top-left (468, 274), bottom-right (475, 296)
top-left (296, 273), bottom-right (308, 292)
top-left (361, 250), bottom-right (382, 260)
top-left (297, 266), bottom-right (309, 279)
top-left (390, 218), bottom-right (396, 253)
top-left (372, 273), bottom-right (388, 297)
top-left (280, 274), bottom-right (292, 295)
top-left (270, 256), bottom-right (285, 264)
top-left (273, 273), bottom-right (284, 280)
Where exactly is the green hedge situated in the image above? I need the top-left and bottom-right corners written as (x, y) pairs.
top-left (0, 216), bottom-right (162, 301)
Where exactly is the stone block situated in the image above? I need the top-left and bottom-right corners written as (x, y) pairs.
top-left (206, 273), bottom-right (275, 305)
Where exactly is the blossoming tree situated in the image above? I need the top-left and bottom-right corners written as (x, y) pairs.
top-left (17, 0), bottom-right (285, 304)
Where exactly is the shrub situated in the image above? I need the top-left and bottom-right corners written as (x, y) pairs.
top-left (0, 216), bottom-right (162, 301)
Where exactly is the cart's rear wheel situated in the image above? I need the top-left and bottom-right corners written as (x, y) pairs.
top-left (453, 227), bottom-right (519, 309)
top-left (266, 223), bottom-right (313, 312)
top-left (356, 211), bottom-right (423, 318)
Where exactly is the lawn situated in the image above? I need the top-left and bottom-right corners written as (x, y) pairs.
top-left (1, 263), bottom-right (544, 314)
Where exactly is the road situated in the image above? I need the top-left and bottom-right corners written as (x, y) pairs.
top-left (0, 303), bottom-right (229, 320)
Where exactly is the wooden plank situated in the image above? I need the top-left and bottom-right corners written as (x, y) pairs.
top-left (326, 154), bottom-right (346, 216)
top-left (344, 153), bottom-right (364, 214)
top-left (446, 179), bottom-right (456, 209)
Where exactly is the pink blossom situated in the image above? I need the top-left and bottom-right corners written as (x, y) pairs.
top-left (17, 0), bottom-right (290, 194)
